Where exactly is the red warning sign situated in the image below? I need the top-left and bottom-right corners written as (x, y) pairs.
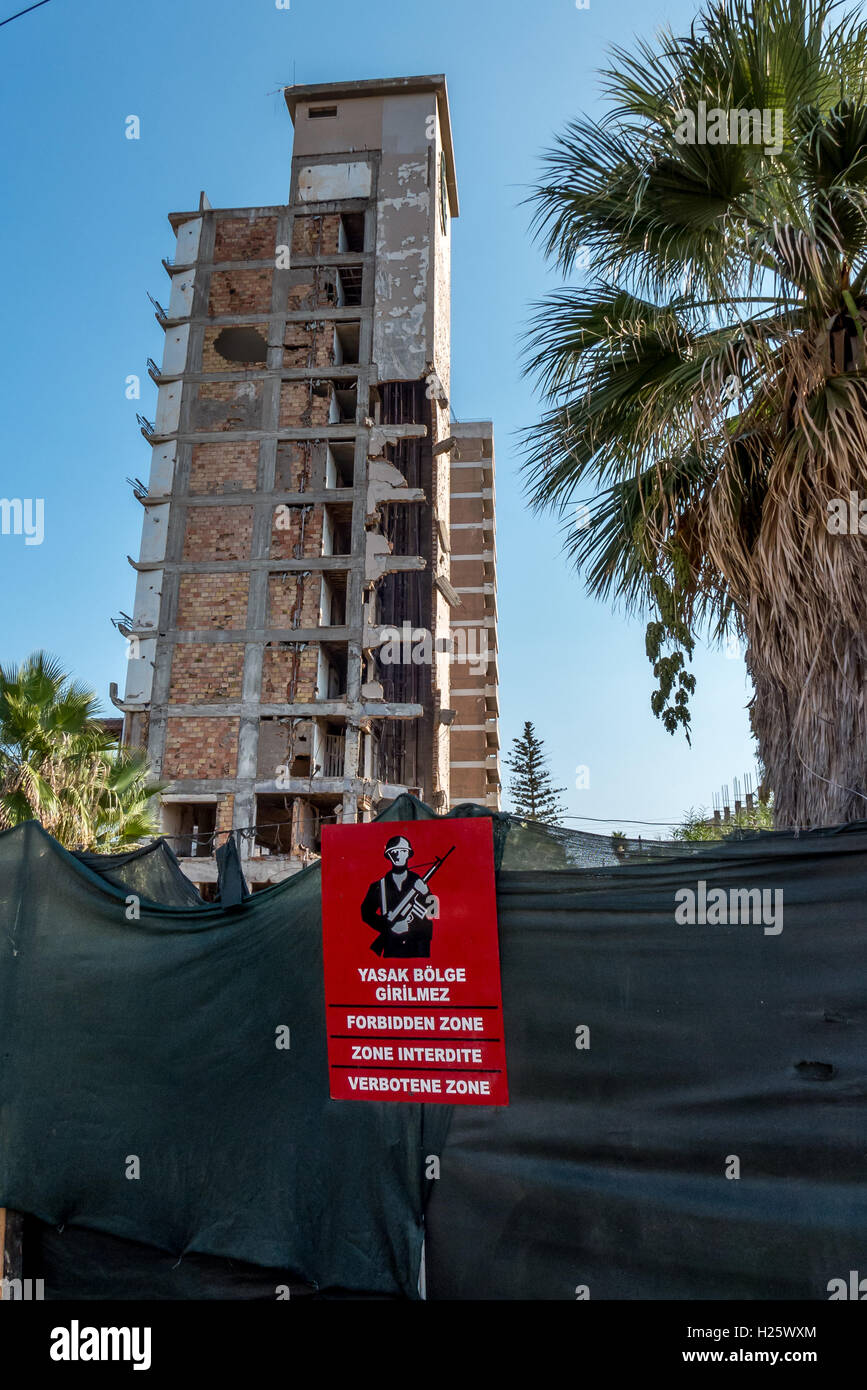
top-left (321, 818), bottom-right (508, 1105)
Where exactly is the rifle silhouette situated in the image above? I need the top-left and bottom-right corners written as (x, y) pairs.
top-left (387, 845), bottom-right (456, 931)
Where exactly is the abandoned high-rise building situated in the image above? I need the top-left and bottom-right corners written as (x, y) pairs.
top-left (113, 75), bottom-right (501, 889)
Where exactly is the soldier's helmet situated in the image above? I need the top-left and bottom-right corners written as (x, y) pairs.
top-left (384, 835), bottom-right (413, 864)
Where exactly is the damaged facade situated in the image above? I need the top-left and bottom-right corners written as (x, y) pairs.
top-left (114, 75), bottom-right (500, 889)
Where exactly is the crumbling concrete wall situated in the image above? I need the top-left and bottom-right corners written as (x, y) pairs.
top-left (372, 94), bottom-right (436, 382)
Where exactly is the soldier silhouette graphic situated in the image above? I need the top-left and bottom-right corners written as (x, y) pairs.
top-left (360, 835), bottom-right (453, 958)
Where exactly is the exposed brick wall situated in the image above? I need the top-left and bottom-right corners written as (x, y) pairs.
top-left (162, 717), bottom-right (239, 779)
top-left (291, 214), bottom-right (341, 257)
top-left (262, 644), bottom-right (318, 702)
top-left (194, 381), bottom-right (263, 432)
top-left (216, 794), bottom-right (235, 835)
top-left (267, 572), bottom-right (321, 629)
top-left (282, 322), bottom-right (335, 370)
top-left (209, 268), bottom-right (273, 316)
top-left (279, 382), bottom-right (333, 429)
top-left (275, 442), bottom-right (314, 491)
top-left (176, 573), bottom-right (250, 630)
top-left (287, 274), bottom-right (316, 312)
top-left (286, 268), bottom-right (340, 312)
top-left (271, 504), bottom-right (322, 560)
top-left (169, 643), bottom-right (245, 703)
top-left (130, 711), bottom-right (149, 753)
top-left (183, 506), bottom-right (253, 562)
top-left (202, 324), bottom-right (269, 372)
top-left (213, 216), bottom-right (277, 262)
top-left (189, 441), bottom-right (260, 495)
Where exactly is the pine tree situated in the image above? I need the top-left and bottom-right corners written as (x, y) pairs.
top-left (505, 721), bottom-right (567, 823)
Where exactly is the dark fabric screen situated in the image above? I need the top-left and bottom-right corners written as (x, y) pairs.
top-left (0, 817), bottom-right (450, 1299)
top-left (74, 839), bottom-right (205, 908)
top-left (426, 825), bottom-right (867, 1299)
top-left (21, 1215), bottom-right (394, 1300)
top-left (3, 806), bottom-right (867, 1299)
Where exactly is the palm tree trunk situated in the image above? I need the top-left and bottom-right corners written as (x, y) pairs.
top-left (747, 617), bottom-right (867, 827)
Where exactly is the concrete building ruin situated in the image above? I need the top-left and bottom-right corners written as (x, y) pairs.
top-left (113, 75), bottom-right (501, 890)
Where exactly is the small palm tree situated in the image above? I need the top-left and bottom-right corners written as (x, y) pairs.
top-left (0, 652), bottom-right (161, 850)
top-left (523, 0), bottom-right (867, 826)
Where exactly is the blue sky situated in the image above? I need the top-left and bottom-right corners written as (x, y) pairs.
top-left (0, 0), bottom-right (757, 835)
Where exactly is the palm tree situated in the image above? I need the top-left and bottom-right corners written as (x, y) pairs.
top-left (523, 0), bottom-right (867, 826)
top-left (0, 651), bottom-right (161, 850)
